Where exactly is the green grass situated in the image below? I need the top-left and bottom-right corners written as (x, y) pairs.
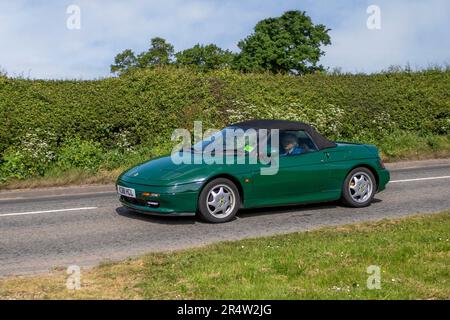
top-left (1, 212), bottom-right (449, 299)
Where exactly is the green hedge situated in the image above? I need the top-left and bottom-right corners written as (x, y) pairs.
top-left (0, 68), bottom-right (449, 180)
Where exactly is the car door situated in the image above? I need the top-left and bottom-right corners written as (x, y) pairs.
top-left (247, 130), bottom-right (330, 207)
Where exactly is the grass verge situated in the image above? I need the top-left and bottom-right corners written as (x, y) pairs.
top-left (377, 132), bottom-right (450, 161)
top-left (0, 168), bottom-right (123, 191)
top-left (1, 212), bottom-right (449, 300)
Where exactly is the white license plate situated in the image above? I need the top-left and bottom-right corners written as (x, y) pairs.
top-left (117, 185), bottom-right (136, 198)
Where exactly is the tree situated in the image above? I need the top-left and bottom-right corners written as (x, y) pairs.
top-left (110, 37), bottom-right (174, 75)
top-left (235, 11), bottom-right (331, 74)
top-left (137, 37), bottom-right (174, 68)
top-left (110, 49), bottom-right (137, 75)
top-left (175, 44), bottom-right (236, 71)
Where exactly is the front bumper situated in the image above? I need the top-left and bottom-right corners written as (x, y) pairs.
top-left (377, 168), bottom-right (390, 192)
top-left (116, 178), bottom-right (202, 215)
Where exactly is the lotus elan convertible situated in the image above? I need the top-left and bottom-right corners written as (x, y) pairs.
top-left (117, 120), bottom-right (390, 223)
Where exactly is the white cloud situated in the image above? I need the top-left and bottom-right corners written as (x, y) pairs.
top-left (0, 0), bottom-right (448, 79)
top-left (321, 0), bottom-right (450, 72)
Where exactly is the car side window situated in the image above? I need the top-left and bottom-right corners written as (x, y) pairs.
top-left (279, 130), bottom-right (318, 157)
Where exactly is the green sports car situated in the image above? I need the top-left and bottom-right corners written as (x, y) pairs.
top-left (117, 120), bottom-right (390, 223)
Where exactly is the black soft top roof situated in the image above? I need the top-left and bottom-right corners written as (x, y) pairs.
top-left (230, 119), bottom-right (337, 150)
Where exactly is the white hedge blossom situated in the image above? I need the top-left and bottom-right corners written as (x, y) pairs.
top-left (21, 131), bottom-right (56, 164)
top-left (113, 129), bottom-right (135, 152)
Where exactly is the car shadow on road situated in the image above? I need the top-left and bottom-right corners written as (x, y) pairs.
top-left (115, 206), bottom-right (197, 225)
top-left (238, 197), bottom-right (381, 218)
top-left (116, 198), bottom-right (383, 225)
top-left (238, 201), bottom-right (339, 218)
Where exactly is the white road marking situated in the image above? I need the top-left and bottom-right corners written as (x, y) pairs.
top-left (389, 163), bottom-right (450, 171)
top-left (390, 175), bottom-right (450, 183)
top-left (0, 175), bottom-right (449, 217)
top-left (0, 207), bottom-right (98, 217)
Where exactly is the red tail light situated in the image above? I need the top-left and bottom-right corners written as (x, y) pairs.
top-left (379, 159), bottom-right (385, 169)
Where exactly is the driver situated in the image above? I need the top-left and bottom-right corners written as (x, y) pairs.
top-left (281, 133), bottom-right (303, 156)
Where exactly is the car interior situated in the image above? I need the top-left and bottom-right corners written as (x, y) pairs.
top-left (279, 130), bottom-right (319, 155)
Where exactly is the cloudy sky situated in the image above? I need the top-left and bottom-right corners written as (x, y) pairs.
top-left (0, 0), bottom-right (449, 79)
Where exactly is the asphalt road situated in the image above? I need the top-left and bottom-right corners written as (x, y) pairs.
top-left (0, 160), bottom-right (449, 276)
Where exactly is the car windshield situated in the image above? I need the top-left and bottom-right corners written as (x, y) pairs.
top-left (190, 127), bottom-right (258, 154)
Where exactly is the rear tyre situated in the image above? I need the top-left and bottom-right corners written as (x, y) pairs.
top-left (197, 178), bottom-right (240, 223)
top-left (341, 167), bottom-right (377, 207)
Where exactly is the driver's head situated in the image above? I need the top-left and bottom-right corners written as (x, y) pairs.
top-left (281, 133), bottom-right (298, 151)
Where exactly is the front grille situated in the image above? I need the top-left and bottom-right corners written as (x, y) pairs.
top-left (121, 196), bottom-right (147, 206)
top-left (121, 196), bottom-right (160, 208)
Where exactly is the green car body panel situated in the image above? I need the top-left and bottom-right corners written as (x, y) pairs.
top-left (117, 142), bottom-right (390, 216)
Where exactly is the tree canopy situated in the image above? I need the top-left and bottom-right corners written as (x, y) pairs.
top-left (111, 10), bottom-right (331, 75)
top-left (110, 49), bottom-right (137, 75)
top-left (235, 11), bottom-right (331, 74)
top-left (175, 44), bottom-right (235, 71)
top-left (111, 37), bottom-right (174, 75)
top-left (137, 37), bottom-right (174, 68)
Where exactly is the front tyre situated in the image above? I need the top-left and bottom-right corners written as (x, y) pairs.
top-left (198, 178), bottom-right (240, 223)
top-left (341, 167), bottom-right (377, 207)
